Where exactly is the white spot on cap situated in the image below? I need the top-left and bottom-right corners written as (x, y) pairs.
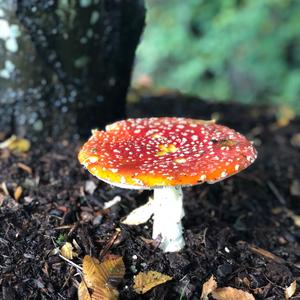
top-left (199, 175), bottom-right (206, 181)
top-left (221, 171), bottom-right (227, 178)
top-left (85, 156), bottom-right (98, 164)
top-left (175, 158), bottom-right (186, 164)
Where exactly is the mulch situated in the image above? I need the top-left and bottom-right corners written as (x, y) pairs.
top-left (1, 94), bottom-right (300, 299)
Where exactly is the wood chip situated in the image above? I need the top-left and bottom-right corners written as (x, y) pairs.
top-left (248, 244), bottom-right (286, 264)
top-left (290, 180), bottom-right (300, 196)
top-left (272, 207), bottom-right (300, 227)
top-left (200, 275), bottom-right (217, 300)
top-left (0, 193), bottom-right (4, 207)
top-left (133, 271), bottom-right (172, 294)
top-left (17, 162), bottom-right (32, 175)
top-left (285, 280), bottom-right (297, 299)
top-left (212, 287), bottom-right (255, 300)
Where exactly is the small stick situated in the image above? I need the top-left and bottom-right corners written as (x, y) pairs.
top-left (248, 244), bottom-right (286, 264)
top-left (99, 229), bottom-right (121, 260)
top-left (59, 254), bottom-right (83, 271)
top-left (267, 180), bottom-right (286, 205)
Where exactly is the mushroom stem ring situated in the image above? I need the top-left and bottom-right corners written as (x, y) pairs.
top-left (123, 186), bottom-right (185, 252)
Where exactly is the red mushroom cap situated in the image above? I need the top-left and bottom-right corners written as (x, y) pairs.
top-left (78, 117), bottom-right (257, 189)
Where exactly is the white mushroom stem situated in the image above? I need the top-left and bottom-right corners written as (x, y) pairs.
top-left (122, 186), bottom-right (185, 252)
top-left (153, 186), bottom-right (185, 252)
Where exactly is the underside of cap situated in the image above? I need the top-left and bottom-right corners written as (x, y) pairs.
top-left (78, 117), bottom-right (257, 189)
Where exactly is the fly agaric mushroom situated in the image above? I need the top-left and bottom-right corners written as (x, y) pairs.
top-left (78, 117), bottom-right (257, 252)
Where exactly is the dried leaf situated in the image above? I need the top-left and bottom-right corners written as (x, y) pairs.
top-left (1, 182), bottom-right (9, 196)
top-left (285, 280), bottom-right (297, 299)
top-left (78, 255), bottom-right (125, 300)
top-left (122, 197), bottom-right (155, 225)
top-left (78, 281), bottom-right (118, 300)
top-left (78, 282), bottom-right (92, 300)
top-left (0, 135), bottom-right (31, 152)
top-left (14, 186), bottom-right (23, 201)
top-left (133, 271), bottom-right (172, 294)
top-left (200, 275), bottom-right (217, 300)
top-left (60, 242), bottom-right (77, 260)
top-left (276, 105), bottom-right (295, 127)
top-left (212, 287), bottom-right (255, 300)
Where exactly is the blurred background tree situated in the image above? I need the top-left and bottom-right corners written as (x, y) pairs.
top-left (0, 1), bottom-right (145, 141)
top-left (134, 0), bottom-right (300, 111)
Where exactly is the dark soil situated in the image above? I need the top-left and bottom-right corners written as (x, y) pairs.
top-left (1, 94), bottom-right (300, 299)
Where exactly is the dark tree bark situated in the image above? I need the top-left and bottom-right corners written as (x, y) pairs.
top-left (0, 0), bottom-right (145, 141)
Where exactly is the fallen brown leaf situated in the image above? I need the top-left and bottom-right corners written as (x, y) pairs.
top-left (78, 281), bottom-right (118, 300)
top-left (78, 282), bottom-right (92, 300)
top-left (133, 271), bottom-right (172, 294)
top-left (60, 242), bottom-right (77, 260)
top-left (200, 275), bottom-right (217, 300)
top-left (14, 186), bottom-right (23, 201)
top-left (212, 287), bottom-right (255, 300)
top-left (285, 280), bottom-right (297, 299)
top-left (0, 135), bottom-right (31, 152)
top-left (78, 255), bottom-right (125, 300)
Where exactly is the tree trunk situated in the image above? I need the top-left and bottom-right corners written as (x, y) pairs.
top-left (0, 0), bottom-right (145, 141)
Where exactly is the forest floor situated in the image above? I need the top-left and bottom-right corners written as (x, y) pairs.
top-left (1, 94), bottom-right (300, 299)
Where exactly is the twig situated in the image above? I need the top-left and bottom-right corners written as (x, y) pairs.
top-left (99, 228), bottom-right (121, 260)
top-left (54, 225), bottom-right (74, 230)
top-left (248, 244), bottom-right (286, 264)
top-left (59, 254), bottom-right (83, 271)
top-left (179, 276), bottom-right (190, 300)
top-left (267, 180), bottom-right (286, 205)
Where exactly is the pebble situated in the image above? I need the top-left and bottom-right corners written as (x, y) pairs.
top-left (85, 180), bottom-right (97, 195)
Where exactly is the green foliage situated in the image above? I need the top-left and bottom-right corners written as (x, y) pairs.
top-left (135, 0), bottom-right (300, 110)
top-left (56, 233), bottom-right (67, 246)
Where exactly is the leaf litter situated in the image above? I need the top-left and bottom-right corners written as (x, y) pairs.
top-left (1, 97), bottom-right (300, 299)
top-left (78, 255), bottom-right (125, 300)
top-left (133, 270), bottom-right (173, 294)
